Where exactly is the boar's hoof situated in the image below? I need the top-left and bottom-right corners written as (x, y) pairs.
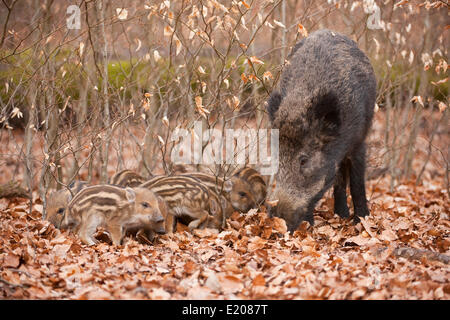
top-left (334, 202), bottom-right (350, 218)
top-left (353, 206), bottom-right (370, 223)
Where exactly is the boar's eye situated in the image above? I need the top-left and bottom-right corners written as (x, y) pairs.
top-left (56, 208), bottom-right (65, 215)
top-left (238, 192), bottom-right (247, 197)
top-left (141, 202), bottom-right (150, 208)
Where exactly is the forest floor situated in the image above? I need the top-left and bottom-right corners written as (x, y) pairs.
top-left (0, 110), bottom-right (449, 299)
top-left (0, 174), bottom-right (448, 299)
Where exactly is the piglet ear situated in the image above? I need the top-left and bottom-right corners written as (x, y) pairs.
top-left (223, 180), bottom-right (233, 193)
top-left (125, 187), bottom-right (136, 203)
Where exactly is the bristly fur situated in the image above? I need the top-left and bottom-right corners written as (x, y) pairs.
top-left (140, 175), bottom-right (225, 231)
top-left (110, 169), bottom-right (146, 187)
top-left (267, 29), bottom-right (376, 231)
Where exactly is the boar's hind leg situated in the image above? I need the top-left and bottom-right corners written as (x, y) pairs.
top-left (349, 143), bottom-right (370, 221)
top-left (333, 160), bottom-right (350, 218)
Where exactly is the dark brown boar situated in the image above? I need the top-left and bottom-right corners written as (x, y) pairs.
top-left (267, 29), bottom-right (377, 231)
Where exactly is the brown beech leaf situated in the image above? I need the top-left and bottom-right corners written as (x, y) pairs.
top-left (248, 236), bottom-right (266, 251)
top-left (345, 235), bottom-right (371, 246)
top-left (218, 274), bottom-right (243, 294)
top-left (270, 217), bottom-right (288, 234)
top-left (252, 274), bottom-right (266, 286)
top-left (184, 260), bottom-right (197, 275)
top-left (3, 252), bottom-right (20, 268)
top-left (193, 228), bottom-right (218, 238)
top-left (52, 243), bottom-right (72, 257)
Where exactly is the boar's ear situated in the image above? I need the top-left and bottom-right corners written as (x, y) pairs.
top-left (125, 187), bottom-right (136, 203)
top-left (313, 91), bottom-right (341, 137)
top-left (267, 91), bottom-right (282, 121)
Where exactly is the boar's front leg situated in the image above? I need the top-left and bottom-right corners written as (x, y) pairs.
top-left (349, 143), bottom-right (370, 222)
top-left (333, 159), bottom-right (350, 218)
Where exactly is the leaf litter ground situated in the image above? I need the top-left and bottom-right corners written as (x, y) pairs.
top-left (0, 175), bottom-right (448, 299)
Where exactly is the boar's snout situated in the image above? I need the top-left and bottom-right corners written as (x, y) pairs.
top-left (267, 187), bottom-right (315, 232)
top-left (267, 202), bottom-right (303, 232)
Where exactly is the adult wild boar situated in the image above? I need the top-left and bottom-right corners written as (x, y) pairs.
top-left (267, 29), bottom-right (376, 231)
